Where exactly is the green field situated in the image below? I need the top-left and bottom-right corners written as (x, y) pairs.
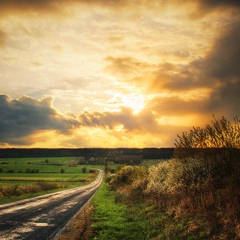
top-left (0, 157), bottom-right (102, 203)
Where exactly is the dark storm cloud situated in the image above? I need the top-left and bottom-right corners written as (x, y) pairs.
top-left (153, 21), bottom-right (240, 117)
top-left (176, 0), bottom-right (240, 17)
top-left (203, 22), bottom-right (240, 116)
top-left (197, 0), bottom-right (240, 10)
top-left (152, 61), bottom-right (204, 91)
top-left (0, 95), bottom-right (80, 145)
top-left (204, 22), bottom-right (240, 82)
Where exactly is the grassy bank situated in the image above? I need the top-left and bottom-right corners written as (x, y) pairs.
top-left (90, 181), bottom-right (128, 240)
top-left (90, 180), bottom-right (196, 240)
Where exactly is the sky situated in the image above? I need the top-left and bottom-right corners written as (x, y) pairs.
top-left (0, 0), bottom-right (239, 148)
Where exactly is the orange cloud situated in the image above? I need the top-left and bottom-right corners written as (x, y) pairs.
top-left (78, 107), bottom-right (159, 133)
top-left (0, 30), bottom-right (7, 46)
top-left (0, 0), bottom-right (239, 18)
top-left (104, 56), bottom-right (155, 78)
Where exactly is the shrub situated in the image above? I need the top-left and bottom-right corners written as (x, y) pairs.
top-left (172, 115), bottom-right (240, 237)
top-left (108, 115), bottom-right (240, 239)
top-left (66, 160), bottom-right (78, 167)
top-left (174, 115), bottom-right (240, 185)
top-left (109, 166), bottom-right (148, 202)
top-left (110, 166), bottom-right (135, 189)
top-left (174, 116), bottom-right (240, 163)
top-left (175, 115), bottom-right (239, 149)
top-left (37, 182), bottom-right (59, 191)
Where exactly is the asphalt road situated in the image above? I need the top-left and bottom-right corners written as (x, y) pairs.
top-left (0, 170), bottom-right (103, 240)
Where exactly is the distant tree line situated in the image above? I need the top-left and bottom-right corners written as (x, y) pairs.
top-left (0, 148), bottom-right (175, 164)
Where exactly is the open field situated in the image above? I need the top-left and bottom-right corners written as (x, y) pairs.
top-left (0, 157), bottom-right (101, 204)
top-left (0, 157), bottom-right (101, 172)
top-left (0, 173), bottom-right (91, 182)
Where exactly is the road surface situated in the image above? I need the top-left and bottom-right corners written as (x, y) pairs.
top-left (0, 170), bottom-right (103, 240)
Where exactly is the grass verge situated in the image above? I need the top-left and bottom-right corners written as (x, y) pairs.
top-left (90, 181), bottom-right (127, 240)
top-left (89, 180), bottom-right (207, 240)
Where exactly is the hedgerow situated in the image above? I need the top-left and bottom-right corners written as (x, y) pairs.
top-left (109, 116), bottom-right (240, 239)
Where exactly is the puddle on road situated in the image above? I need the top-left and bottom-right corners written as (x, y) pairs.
top-left (31, 222), bottom-right (50, 227)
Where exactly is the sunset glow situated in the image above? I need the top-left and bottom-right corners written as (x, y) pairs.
top-left (0, 0), bottom-right (239, 148)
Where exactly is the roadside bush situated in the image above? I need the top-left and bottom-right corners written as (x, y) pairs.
top-left (25, 169), bottom-right (40, 173)
top-left (37, 182), bottom-right (59, 191)
top-left (109, 166), bottom-right (148, 202)
top-left (110, 166), bottom-right (136, 189)
top-left (108, 115), bottom-right (240, 239)
top-left (0, 182), bottom-right (61, 198)
top-left (66, 160), bottom-right (78, 167)
top-left (171, 115), bottom-right (240, 237)
top-left (174, 115), bottom-right (240, 175)
top-left (175, 115), bottom-right (239, 150)
top-left (128, 166), bottom-right (149, 202)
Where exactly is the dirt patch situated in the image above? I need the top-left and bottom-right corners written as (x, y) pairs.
top-left (54, 202), bottom-right (94, 240)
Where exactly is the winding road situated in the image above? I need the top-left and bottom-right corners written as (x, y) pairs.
top-left (0, 170), bottom-right (103, 240)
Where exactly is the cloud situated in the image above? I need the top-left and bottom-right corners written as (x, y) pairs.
top-left (104, 56), bottom-right (155, 78)
top-left (143, 22), bottom-right (239, 118)
top-left (148, 96), bottom-right (207, 116)
top-left (196, 0), bottom-right (240, 11)
top-left (170, 0), bottom-right (240, 18)
top-left (0, 95), bottom-right (80, 145)
top-left (151, 22), bottom-right (240, 117)
top-left (78, 107), bottom-right (159, 133)
top-left (77, 107), bottom-right (186, 147)
top-left (151, 62), bottom-right (203, 91)
top-left (0, 30), bottom-right (7, 46)
top-left (0, 0), bottom-right (239, 18)
top-left (103, 29), bottom-right (239, 118)
top-left (0, 0), bottom-right (75, 15)
top-left (203, 22), bottom-right (240, 116)
top-left (0, 95), bottom-right (184, 147)
top-left (203, 22), bottom-right (240, 82)
top-left (0, 94), bottom-right (215, 148)
top-left (0, 0), bottom-right (134, 16)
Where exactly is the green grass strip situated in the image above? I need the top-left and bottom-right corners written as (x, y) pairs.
top-left (90, 180), bottom-right (207, 240)
top-left (90, 181), bottom-right (164, 240)
top-left (90, 182), bottom-right (128, 240)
